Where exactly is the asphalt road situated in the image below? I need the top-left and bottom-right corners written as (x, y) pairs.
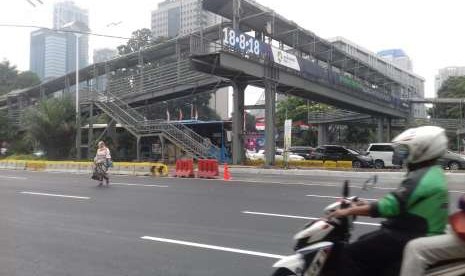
top-left (0, 169), bottom-right (463, 276)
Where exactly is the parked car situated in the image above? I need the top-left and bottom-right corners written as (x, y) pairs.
top-left (366, 143), bottom-right (396, 169)
top-left (275, 149), bottom-right (305, 161)
top-left (310, 145), bottom-right (374, 168)
top-left (289, 146), bottom-right (314, 160)
top-left (393, 150), bottom-right (465, 170)
top-left (33, 150), bottom-right (45, 157)
top-left (246, 149), bottom-right (304, 161)
top-left (438, 151), bottom-right (465, 170)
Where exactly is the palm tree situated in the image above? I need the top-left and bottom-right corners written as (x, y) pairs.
top-left (23, 96), bottom-right (75, 159)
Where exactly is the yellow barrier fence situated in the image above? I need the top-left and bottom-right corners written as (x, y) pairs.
top-left (245, 159), bottom-right (352, 169)
top-left (133, 163), bottom-right (153, 176)
top-left (78, 162), bottom-right (93, 174)
top-left (150, 163), bottom-right (169, 177)
top-left (0, 160), bottom-right (8, 169)
top-left (114, 162), bottom-right (135, 175)
top-left (26, 161), bottom-right (47, 171)
top-left (336, 161), bottom-right (353, 168)
top-left (323, 161), bottom-right (337, 168)
top-left (0, 160), bottom-right (170, 176)
top-left (7, 160), bottom-right (19, 170)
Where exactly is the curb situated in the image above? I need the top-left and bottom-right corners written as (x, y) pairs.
top-left (226, 167), bottom-right (465, 177)
top-left (0, 160), bottom-right (169, 177)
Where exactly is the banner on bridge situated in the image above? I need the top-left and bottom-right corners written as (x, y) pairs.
top-left (271, 48), bottom-right (301, 71)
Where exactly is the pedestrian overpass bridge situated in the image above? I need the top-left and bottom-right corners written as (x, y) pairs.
top-left (1, 0), bottom-right (420, 165)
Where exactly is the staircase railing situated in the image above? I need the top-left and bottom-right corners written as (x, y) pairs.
top-left (93, 92), bottom-right (220, 159)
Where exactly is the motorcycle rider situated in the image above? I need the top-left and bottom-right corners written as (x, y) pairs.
top-left (328, 126), bottom-right (449, 275)
top-left (400, 194), bottom-right (465, 276)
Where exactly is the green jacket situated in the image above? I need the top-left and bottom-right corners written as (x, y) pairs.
top-left (370, 165), bottom-right (448, 236)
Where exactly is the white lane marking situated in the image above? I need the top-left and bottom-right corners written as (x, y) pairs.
top-left (0, 175), bottom-right (27, 180)
top-left (167, 176), bottom-right (465, 193)
top-left (141, 236), bottom-right (285, 259)
top-left (306, 194), bottom-right (377, 201)
top-left (111, 182), bottom-right (168, 188)
top-left (167, 176), bottom-right (340, 187)
top-left (20, 191), bottom-right (90, 200)
top-left (242, 211), bottom-right (381, 227)
top-left (168, 177), bottom-right (399, 190)
top-left (450, 190), bottom-right (465, 194)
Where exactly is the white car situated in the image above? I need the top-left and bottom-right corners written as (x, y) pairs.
top-left (366, 143), bottom-right (396, 169)
top-left (246, 149), bottom-right (304, 161)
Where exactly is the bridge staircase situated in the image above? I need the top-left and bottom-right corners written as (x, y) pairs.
top-left (93, 92), bottom-right (220, 160)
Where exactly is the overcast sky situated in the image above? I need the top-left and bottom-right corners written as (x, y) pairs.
top-left (1, 0), bottom-right (465, 98)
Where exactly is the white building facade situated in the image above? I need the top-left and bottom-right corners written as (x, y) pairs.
top-left (151, 0), bottom-right (222, 39)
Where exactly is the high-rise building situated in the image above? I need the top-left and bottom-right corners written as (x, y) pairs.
top-left (93, 48), bottom-right (118, 63)
top-left (55, 1), bottom-right (89, 71)
top-left (30, 29), bottom-right (67, 80)
top-left (435, 66), bottom-right (465, 95)
top-left (53, 1), bottom-right (89, 30)
top-left (152, 0), bottom-right (226, 118)
top-left (30, 1), bottom-right (89, 80)
top-left (377, 49), bottom-right (413, 72)
top-left (151, 0), bottom-right (222, 39)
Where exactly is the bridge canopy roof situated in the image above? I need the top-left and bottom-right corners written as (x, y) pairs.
top-left (4, 24), bottom-right (222, 100)
top-left (203, 0), bottom-right (402, 87)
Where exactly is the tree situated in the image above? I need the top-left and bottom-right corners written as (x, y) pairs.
top-left (245, 112), bottom-right (256, 132)
top-left (0, 60), bottom-right (40, 95)
top-left (0, 60), bottom-right (18, 95)
top-left (343, 125), bottom-right (375, 145)
top-left (0, 111), bottom-right (15, 142)
top-left (16, 71), bottom-right (40, 90)
top-left (276, 96), bottom-right (330, 127)
top-left (276, 96), bottom-right (331, 146)
top-left (430, 76), bottom-right (465, 119)
top-left (117, 29), bottom-right (169, 56)
top-left (23, 96), bottom-right (75, 160)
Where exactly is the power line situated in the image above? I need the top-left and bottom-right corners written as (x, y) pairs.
top-left (25, 0), bottom-right (43, 7)
top-left (0, 24), bottom-right (133, 40)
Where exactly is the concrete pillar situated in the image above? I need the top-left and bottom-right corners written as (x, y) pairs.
top-left (265, 81), bottom-right (277, 166)
top-left (160, 135), bottom-right (165, 162)
top-left (377, 118), bottom-right (384, 143)
top-left (386, 118), bottom-right (392, 141)
top-left (87, 102), bottom-right (94, 159)
top-left (233, 0), bottom-right (241, 29)
top-left (232, 83), bottom-right (246, 165)
top-left (136, 136), bottom-right (141, 161)
top-left (318, 124), bottom-right (328, 146)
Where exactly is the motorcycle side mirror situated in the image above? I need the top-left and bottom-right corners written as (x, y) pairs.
top-left (343, 180), bottom-right (350, 198)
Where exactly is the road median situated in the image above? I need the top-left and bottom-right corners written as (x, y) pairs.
top-left (0, 160), bottom-right (169, 177)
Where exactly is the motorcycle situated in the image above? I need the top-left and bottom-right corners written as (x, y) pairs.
top-left (271, 176), bottom-right (465, 276)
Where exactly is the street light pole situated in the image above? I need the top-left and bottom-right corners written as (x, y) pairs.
top-left (75, 33), bottom-right (82, 160)
top-left (62, 21), bottom-right (89, 161)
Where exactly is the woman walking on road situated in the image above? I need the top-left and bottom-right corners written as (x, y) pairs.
top-left (93, 141), bottom-right (112, 186)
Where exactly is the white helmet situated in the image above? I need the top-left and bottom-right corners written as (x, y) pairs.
top-left (392, 126), bottom-right (447, 164)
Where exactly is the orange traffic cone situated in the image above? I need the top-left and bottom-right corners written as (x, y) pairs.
top-left (223, 163), bottom-right (231, 181)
